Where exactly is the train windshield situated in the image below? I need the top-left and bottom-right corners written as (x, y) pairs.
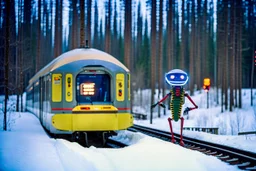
top-left (76, 74), bottom-right (111, 103)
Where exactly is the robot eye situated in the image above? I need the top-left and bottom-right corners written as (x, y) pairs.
top-left (170, 75), bottom-right (175, 79)
top-left (180, 75), bottom-right (185, 79)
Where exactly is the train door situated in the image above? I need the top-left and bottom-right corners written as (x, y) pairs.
top-left (39, 77), bottom-right (43, 124)
top-left (44, 74), bottom-right (51, 130)
top-left (42, 76), bottom-right (47, 126)
top-left (46, 74), bottom-right (50, 112)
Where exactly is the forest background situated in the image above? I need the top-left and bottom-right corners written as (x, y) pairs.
top-left (0, 0), bottom-right (255, 116)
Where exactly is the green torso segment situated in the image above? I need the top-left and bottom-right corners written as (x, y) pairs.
top-left (170, 87), bottom-right (185, 121)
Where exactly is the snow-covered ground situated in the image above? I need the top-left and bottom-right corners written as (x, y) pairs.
top-left (0, 112), bottom-right (240, 171)
top-left (133, 89), bottom-right (256, 153)
top-left (0, 88), bottom-right (255, 171)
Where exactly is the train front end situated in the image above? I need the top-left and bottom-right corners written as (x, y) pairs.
top-left (51, 67), bottom-right (133, 133)
top-left (47, 49), bottom-right (133, 139)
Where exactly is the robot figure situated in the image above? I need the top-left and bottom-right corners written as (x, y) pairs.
top-left (151, 69), bottom-right (198, 146)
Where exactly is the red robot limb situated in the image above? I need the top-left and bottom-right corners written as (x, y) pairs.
top-left (151, 93), bottom-right (171, 109)
top-left (168, 117), bottom-right (185, 146)
top-left (167, 117), bottom-right (176, 143)
top-left (159, 93), bottom-right (171, 103)
top-left (184, 93), bottom-right (198, 110)
top-left (177, 93), bottom-right (198, 146)
top-left (180, 117), bottom-right (184, 146)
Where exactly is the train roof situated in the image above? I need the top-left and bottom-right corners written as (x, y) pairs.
top-left (29, 48), bottom-right (129, 85)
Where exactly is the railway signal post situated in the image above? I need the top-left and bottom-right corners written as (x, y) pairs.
top-left (203, 78), bottom-right (210, 108)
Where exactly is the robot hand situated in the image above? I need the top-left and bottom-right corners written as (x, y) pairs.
top-left (184, 107), bottom-right (191, 113)
top-left (159, 103), bottom-right (166, 108)
top-left (151, 102), bottom-right (159, 109)
top-left (151, 102), bottom-right (166, 109)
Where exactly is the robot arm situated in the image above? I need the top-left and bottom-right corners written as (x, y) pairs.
top-left (184, 93), bottom-right (198, 112)
top-left (151, 93), bottom-right (171, 109)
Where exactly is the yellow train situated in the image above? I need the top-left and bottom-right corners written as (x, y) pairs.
top-left (26, 48), bottom-right (133, 145)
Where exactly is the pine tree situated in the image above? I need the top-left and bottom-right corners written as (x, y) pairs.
top-left (150, 0), bottom-right (156, 124)
top-left (124, 0), bottom-right (132, 69)
top-left (157, 0), bottom-right (163, 118)
top-left (80, 0), bottom-right (85, 47)
top-left (36, 0), bottom-right (41, 72)
top-left (87, 0), bottom-right (92, 46)
top-left (104, 0), bottom-right (111, 53)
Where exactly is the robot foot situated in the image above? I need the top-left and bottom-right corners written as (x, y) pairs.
top-left (171, 138), bottom-right (176, 143)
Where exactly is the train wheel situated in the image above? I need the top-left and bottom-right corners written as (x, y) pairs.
top-left (72, 132), bottom-right (87, 146)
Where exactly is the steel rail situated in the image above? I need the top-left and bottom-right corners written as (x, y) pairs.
top-left (105, 138), bottom-right (128, 148)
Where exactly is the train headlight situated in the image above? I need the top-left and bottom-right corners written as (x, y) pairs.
top-left (80, 83), bottom-right (95, 96)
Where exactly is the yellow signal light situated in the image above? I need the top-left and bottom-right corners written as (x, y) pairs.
top-left (204, 78), bottom-right (210, 86)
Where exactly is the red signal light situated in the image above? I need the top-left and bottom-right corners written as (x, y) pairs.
top-left (118, 89), bottom-right (122, 96)
top-left (204, 78), bottom-right (210, 86)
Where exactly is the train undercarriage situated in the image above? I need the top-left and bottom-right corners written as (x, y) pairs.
top-left (53, 131), bottom-right (117, 147)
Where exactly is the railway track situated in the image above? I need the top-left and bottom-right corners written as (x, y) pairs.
top-left (128, 124), bottom-right (256, 170)
top-left (105, 138), bottom-right (128, 148)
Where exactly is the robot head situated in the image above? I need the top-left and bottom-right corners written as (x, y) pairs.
top-left (165, 69), bottom-right (189, 86)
